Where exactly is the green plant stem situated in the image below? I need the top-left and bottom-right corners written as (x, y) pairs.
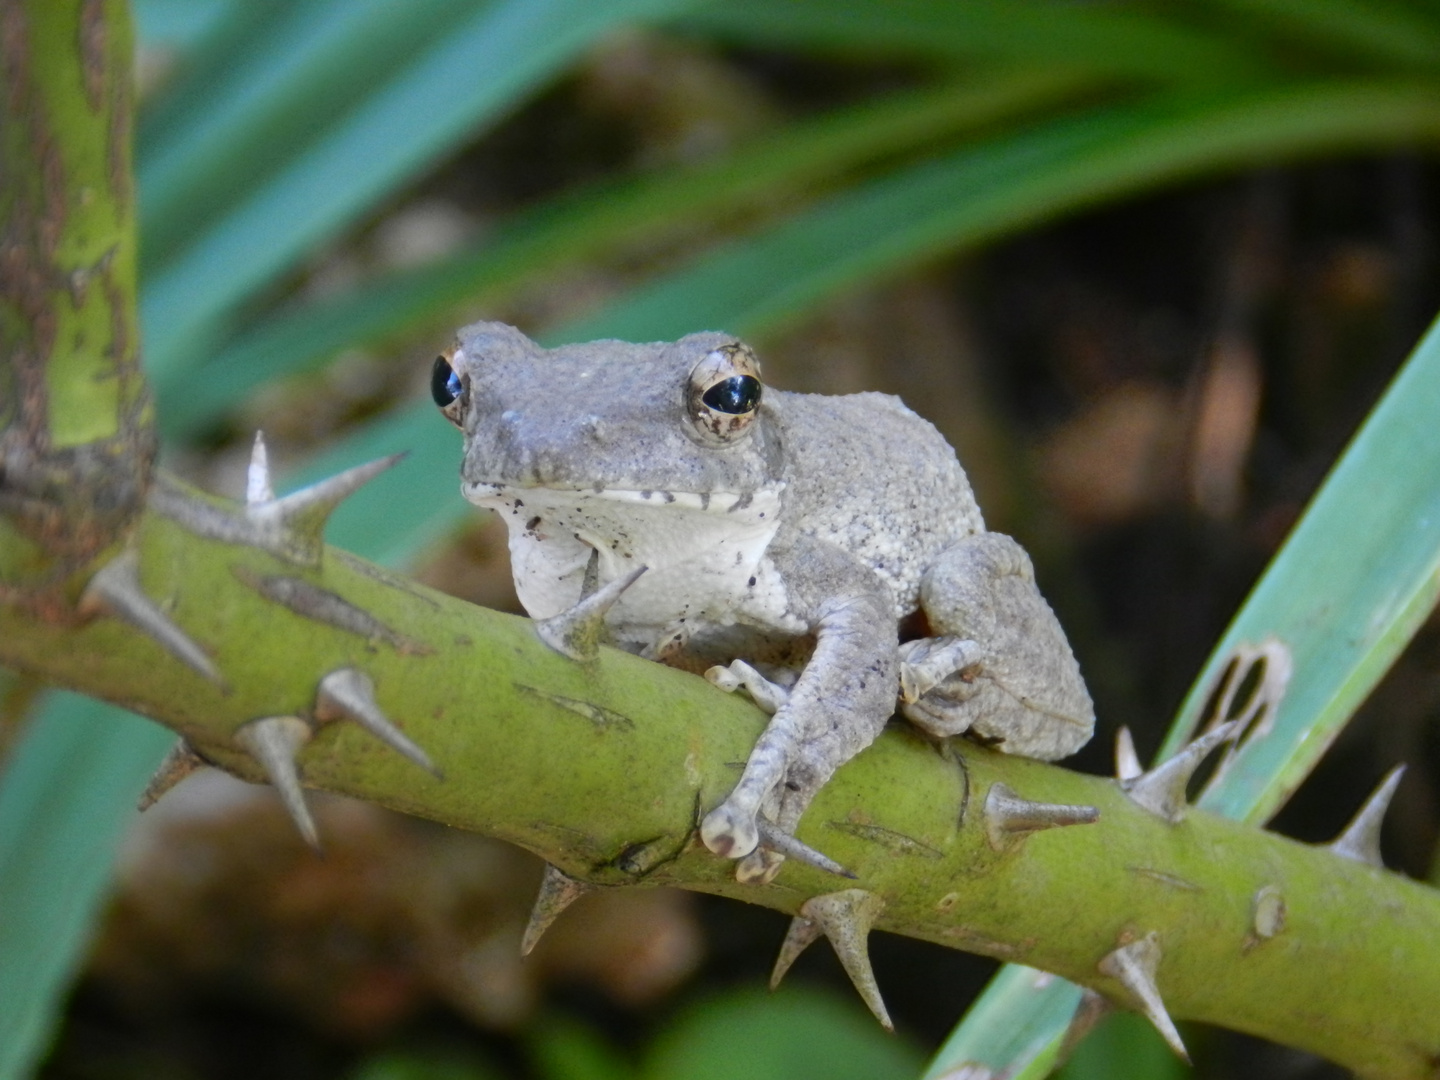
top-left (0, 0), bottom-right (152, 605)
top-left (0, 2), bottom-right (156, 1074)
top-left (0, 479), bottom-right (1436, 1078)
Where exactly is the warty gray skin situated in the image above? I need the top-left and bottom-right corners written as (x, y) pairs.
top-left (441, 321), bottom-right (1094, 884)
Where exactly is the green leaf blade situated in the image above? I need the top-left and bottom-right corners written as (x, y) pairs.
top-left (1200, 0), bottom-right (1440, 72)
top-left (139, 0), bottom-right (483, 268)
top-left (154, 70), bottom-right (1093, 440)
top-left (0, 696), bottom-right (174, 1080)
top-left (1171, 311), bottom-right (1440, 822)
top-left (140, 0), bottom-right (706, 381)
top-left (679, 0), bottom-right (1279, 86)
top-left (557, 81), bottom-right (1440, 347)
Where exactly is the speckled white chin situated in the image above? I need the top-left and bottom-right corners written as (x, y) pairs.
top-left (464, 480), bottom-right (797, 648)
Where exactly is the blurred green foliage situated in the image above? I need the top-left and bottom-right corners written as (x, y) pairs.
top-left (348, 987), bottom-right (922, 1080)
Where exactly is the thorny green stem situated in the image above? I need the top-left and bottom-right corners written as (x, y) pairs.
top-left (0, 481), bottom-right (1437, 1079)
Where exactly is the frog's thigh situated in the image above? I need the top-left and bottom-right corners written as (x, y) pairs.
top-left (907, 532), bottom-right (1094, 760)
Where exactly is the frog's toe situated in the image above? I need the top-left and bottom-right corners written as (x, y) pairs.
top-left (705, 664), bottom-right (743, 692)
top-left (705, 659), bottom-right (790, 714)
top-left (700, 802), bottom-right (760, 859)
top-left (897, 635), bottom-right (986, 703)
top-left (736, 847), bottom-right (785, 884)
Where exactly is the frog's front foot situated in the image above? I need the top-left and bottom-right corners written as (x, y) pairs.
top-left (700, 801), bottom-right (853, 883)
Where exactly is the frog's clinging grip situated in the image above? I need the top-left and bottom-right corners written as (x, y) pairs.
top-left (438, 321), bottom-right (1094, 886)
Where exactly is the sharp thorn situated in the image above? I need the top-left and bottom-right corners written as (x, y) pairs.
top-left (269, 453), bottom-right (404, 522)
top-left (983, 782), bottom-right (1098, 851)
top-left (579, 547), bottom-right (600, 601)
top-left (1097, 933), bottom-right (1188, 1063)
top-left (80, 549), bottom-right (222, 683)
top-left (246, 453), bottom-right (406, 566)
top-left (137, 739), bottom-right (208, 811)
top-left (534, 566), bottom-right (647, 661)
top-left (755, 819), bottom-right (855, 878)
top-left (246, 431), bottom-right (275, 505)
top-left (1114, 726), bottom-right (1142, 781)
top-left (1327, 764), bottom-right (1406, 867)
top-left (234, 716), bottom-right (320, 851)
top-left (793, 889), bottom-right (892, 1031)
top-left (521, 863), bottom-right (596, 956)
top-left (1121, 720), bottom-right (1239, 823)
top-left (314, 667), bottom-right (440, 776)
top-left (769, 913), bottom-right (824, 989)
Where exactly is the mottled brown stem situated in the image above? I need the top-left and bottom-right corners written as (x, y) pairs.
top-left (0, 0), bottom-right (153, 615)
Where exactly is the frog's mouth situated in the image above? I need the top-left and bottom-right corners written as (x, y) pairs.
top-left (462, 480), bottom-right (775, 516)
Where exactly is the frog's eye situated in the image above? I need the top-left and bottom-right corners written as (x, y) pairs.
top-left (702, 374), bottom-right (762, 415)
top-left (687, 343), bottom-right (764, 444)
top-left (431, 351), bottom-right (467, 428)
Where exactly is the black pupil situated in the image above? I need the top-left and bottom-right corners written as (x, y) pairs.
top-left (702, 374), bottom-right (761, 414)
top-left (431, 355), bottom-right (463, 408)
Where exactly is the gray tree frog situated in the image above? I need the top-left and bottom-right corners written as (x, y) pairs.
top-left (432, 322), bottom-right (1093, 884)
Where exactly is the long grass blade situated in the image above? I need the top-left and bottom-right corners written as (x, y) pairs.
top-left (140, 0), bottom-right (706, 381)
top-left (139, 0), bottom-right (482, 269)
top-left (0, 696), bottom-right (174, 1080)
top-left (678, 0), bottom-right (1277, 85)
top-left (557, 81), bottom-right (1440, 346)
top-left (1198, 0), bottom-right (1440, 71)
top-left (131, 0), bottom-right (236, 53)
top-left (155, 71), bottom-right (1094, 439)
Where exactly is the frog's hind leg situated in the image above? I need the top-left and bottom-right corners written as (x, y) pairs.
top-left (902, 531), bottom-right (1094, 761)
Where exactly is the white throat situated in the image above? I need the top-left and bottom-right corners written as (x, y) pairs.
top-left (464, 481), bottom-right (796, 650)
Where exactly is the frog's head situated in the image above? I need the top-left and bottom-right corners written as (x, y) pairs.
top-left (432, 321), bottom-right (782, 500)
